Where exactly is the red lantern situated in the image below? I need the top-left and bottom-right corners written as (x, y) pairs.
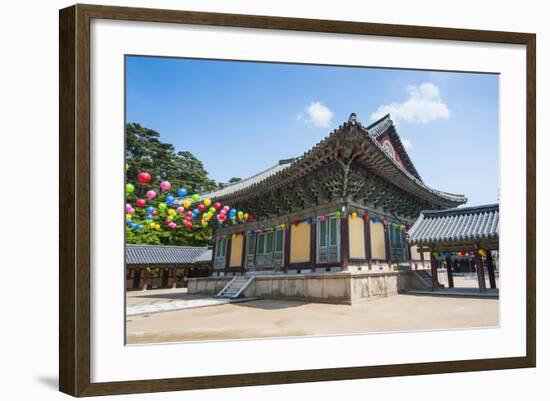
top-left (137, 172), bottom-right (151, 184)
top-left (136, 199), bottom-right (146, 208)
top-left (363, 214), bottom-right (369, 221)
top-left (197, 204), bottom-right (205, 212)
top-left (213, 202), bottom-right (222, 210)
top-left (151, 211), bottom-right (158, 216)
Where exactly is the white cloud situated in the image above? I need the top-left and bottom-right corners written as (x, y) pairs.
top-left (297, 101), bottom-right (334, 128)
top-left (401, 138), bottom-right (413, 150)
top-left (370, 83), bottom-right (450, 124)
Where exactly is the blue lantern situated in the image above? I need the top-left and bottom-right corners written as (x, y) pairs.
top-left (177, 188), bottom-right (187, 197)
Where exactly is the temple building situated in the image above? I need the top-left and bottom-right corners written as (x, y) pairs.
top-left (200, 113), bottom-right (467, 278)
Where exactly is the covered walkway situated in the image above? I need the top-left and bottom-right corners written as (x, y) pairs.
top-left (408, 204), bottom-right (499, 292)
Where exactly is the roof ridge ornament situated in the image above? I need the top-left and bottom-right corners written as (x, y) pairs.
top-left (348, 112), bottom-right (358, 125)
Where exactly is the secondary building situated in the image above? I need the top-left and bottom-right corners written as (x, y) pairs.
top-left (408, 203), bottom-right (499, 292)
top-left (125, 244), bottom-right (211, 290)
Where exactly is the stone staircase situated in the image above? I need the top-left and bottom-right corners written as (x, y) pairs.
top-left (414, 269), bottom-right (444, 289)
top-left (215, 276), bottom-right (255, 299)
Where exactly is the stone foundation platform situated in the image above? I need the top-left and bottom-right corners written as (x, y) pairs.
top-left (188, 270), bottom-right (427, 305)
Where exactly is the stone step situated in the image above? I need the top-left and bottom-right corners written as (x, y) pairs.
top-left (216, 276), bottom-right (256, 299)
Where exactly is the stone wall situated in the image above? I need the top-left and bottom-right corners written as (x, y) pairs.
top-left (189, 271), bottom-right (412, 304)
top-left (187, 276), bottom-right (232, 295)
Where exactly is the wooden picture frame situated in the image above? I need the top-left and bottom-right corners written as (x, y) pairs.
top-left (59, 3), bottom-right (536, 397)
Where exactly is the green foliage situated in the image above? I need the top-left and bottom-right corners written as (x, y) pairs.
top-left (126, 123), bottom-right (217, 197)
top-left (125, 122), bottom-right (217, 247)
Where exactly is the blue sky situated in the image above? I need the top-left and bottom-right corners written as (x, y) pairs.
top-left (126, 56), bottom-right (499, 207)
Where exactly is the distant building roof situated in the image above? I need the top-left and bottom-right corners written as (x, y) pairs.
top-left (408, 204), bottom-right (499, 246)
top-left (126, 244), bottom-right (210, 265)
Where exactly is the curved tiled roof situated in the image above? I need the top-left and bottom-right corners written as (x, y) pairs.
top-left (408, 204), bottom-right (499, 245)
top-left (200, 160), bottom-right (292, 200)
top-left (126, 244), bottom-right (210, 265)
top-left (366, 113), bottom-right (422, 181)
top-left (190, 113), bottom-right (466, 208)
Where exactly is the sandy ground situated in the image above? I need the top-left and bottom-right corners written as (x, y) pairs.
top-left (126, 291), bottom-right (499, 344)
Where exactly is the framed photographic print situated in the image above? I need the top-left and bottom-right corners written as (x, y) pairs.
top-left (59, 3), bottom-right (536, 397)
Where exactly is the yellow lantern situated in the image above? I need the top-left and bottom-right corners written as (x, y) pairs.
top-left (183, 199), bottom-right (192, 208)
top-left (351, 211), bottom-right (357, 219)
top-left (204, 198), bottom-right (212, 207)
top-left (478, 249), bottom-right (487, 257)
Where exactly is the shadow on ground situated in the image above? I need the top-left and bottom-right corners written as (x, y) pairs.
top-left (231, 298), bottom-right (308, 310)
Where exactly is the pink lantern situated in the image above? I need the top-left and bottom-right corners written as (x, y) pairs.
top-left (160, 181), bottom-right (171, 192)
top-left (146, 190), bottom-right (157, 200)
top-left (176, 206), bottom-right (184, 213)
top-left (319, 215), bottom-right (326, 222)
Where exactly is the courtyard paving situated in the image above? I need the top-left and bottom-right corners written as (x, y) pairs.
top-left (126, 289), bottom-right (499, 344)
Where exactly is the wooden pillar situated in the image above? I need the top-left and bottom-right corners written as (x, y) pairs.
top-left (430, 252), bottom-right (439, 291)
top-left (364, 218), bottom-right (372, 270)
top-left (172, 266), bottom-right (177, 288)
top-left (310, 220), bottom-right (317, 270)
top-left (445, 256), bottom-right (454, 289)
top-left (240, 233), bottom-right (247, 274)
top-left (340, 217), bottom-right (349, 271)
top-left (384, 224), bottom-right (391, 269)
top-left (283, 225), bottom-right (291, 273)
top-left (474, 251), bottom-right (487, 291)
top-left (141, 269), bottom-right (148, 291)
top-left (486, 251), bottom-right (497, 289)
top-left (210, 239), bottom-right (216, 276)
top-left (224, 236), bottom-right (232, 275)
top-left (419, 250), bottom-right (425, 270)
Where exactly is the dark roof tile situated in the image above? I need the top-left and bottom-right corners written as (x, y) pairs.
top-left (126, 244), bottom-right (210, 265)
top-left (408, 204), bottom-right (499, 244)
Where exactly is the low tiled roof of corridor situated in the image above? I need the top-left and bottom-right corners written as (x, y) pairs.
top-left (126, 244), bottom-right (210, 265)
top-left (408, 203), bottom-right (499, 245)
